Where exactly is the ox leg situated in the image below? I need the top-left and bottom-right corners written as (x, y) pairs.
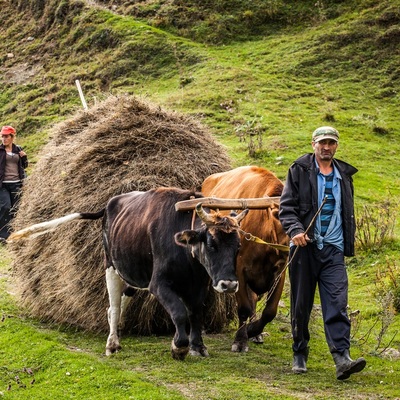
top-left (231, 287), bottom-right (257, 353)
top-left (118, 285), bottom-right (134, 332)
top-left (105, 266), bottom-right (125, 356)
top-left (188, 297), bottom-right (209, 357)
top-left (247, 271), bottom-right (286, 340)
top-left (149, 281), bottom-right (189, 361)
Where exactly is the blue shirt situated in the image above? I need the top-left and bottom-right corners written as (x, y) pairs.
top-left (320, 172), bottom-right (334, 236)
top-left (314, 160), bottom-right (344, 251)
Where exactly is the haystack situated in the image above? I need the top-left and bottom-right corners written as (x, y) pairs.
top-left (10, 94), bottom-right (235, 334)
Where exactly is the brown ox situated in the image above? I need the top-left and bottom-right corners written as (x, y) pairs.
top-left (202, 166), bottom-right (289, 352)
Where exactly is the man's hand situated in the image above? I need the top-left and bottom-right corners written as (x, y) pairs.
top-left (292, 232), bottom-right (310, 247)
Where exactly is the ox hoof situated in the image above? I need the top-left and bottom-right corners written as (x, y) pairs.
top-left (250, 334), bottom-right (264, 344)
top-left (171, 340), bottom-right (189, 360)
top-left (231, 342), bottom-right (249, 353)
top-left (105, 345), bottom-right (121, 356)
top-left (189, 346), bottom-right (209, 357)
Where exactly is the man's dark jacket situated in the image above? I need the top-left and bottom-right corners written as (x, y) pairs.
top-left (278, 153), bottom-right (358, 257)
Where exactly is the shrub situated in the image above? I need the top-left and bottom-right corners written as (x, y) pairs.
top-left (376, 257), bottom-right (400, 313)
top-left (355, 199), bottom-right (398, 251)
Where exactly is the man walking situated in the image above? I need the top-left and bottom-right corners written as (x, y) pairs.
top-left (278, 126), bottom-right (366, 380)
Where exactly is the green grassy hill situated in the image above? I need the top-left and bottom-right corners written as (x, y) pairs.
top-left (1, 0), bottom-right (399, 202)
top-left (0, 2), bottom-right (399, 398)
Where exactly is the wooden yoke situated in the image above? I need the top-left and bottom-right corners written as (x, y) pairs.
top-left (175, 196), bottom-right (280, 211)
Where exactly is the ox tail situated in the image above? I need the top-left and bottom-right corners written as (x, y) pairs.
top-left (8, 209), bottom-right (105, 242)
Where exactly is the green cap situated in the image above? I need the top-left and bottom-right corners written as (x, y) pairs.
top-left (312, 126), bottom-right (339, 142)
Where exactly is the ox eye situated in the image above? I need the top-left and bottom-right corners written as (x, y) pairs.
top-left (207, 237), bottom-right (217, 251)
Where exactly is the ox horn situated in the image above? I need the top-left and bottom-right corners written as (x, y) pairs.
top-left (234, 208), bottom-right (249, 224)
top-left (195, 202), bottom-right (215, 225)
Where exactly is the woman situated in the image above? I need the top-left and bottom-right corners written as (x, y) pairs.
top-left (0, 125), bottom-right (28, 242)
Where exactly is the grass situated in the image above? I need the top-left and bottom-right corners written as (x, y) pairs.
top-left (1, 244), bottom-right (400, 399)
top-left (1, 0), bottom-right (400, 398)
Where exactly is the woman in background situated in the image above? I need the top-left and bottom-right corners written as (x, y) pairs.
top-left (0, 125), bottom-right (28, 243)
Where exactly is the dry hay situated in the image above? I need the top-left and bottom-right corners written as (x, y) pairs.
top-left (10, 94), bottom-right (236, 334)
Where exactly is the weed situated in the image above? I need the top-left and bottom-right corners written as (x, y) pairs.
top-left (355, 199), bottom-right (399, 251)
top-left (376, 257), bottom-right (400, 313)
top-left (354, 292), bottom-right (397, 356)
top-left (234, 118), bottom-right (264, 157)
top-left (374, 291), bottom-right (397, 354)
top-left (352, 256), bottom-right (399, 357)
top-left (313, 1), bottom-right (327, 24)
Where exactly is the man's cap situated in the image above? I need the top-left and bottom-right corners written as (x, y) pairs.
top-left (312, 126), bottom-right (339, 142)
top-left (1, 126), bottom-right (16, 136)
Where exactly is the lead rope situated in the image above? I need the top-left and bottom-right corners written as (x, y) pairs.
top-left (238, 229), bottom-right (290, 253)
top-left (263, 195), bottom-right (328, 303)
top-left (238, 196), bottom-right (328, 329)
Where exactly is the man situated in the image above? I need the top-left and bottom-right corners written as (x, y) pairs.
top-left (278, 126), bottom-right (366, 380)
top-left (0, 125), bottom-right (28, 242)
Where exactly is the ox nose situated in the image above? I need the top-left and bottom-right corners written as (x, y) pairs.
top-left (214, 280), bottom-right (239, 294)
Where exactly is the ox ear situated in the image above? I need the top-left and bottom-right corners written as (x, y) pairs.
top-left (174, 230), bottom-right (201, 247)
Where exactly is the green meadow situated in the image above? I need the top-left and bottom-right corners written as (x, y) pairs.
top-left (1, 1), bottom-right (399, 398)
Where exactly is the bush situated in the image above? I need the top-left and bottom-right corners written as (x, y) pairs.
top-left (376, 257), bottom-right (400, 313)
top-left (355, 199), bottom-right (399, 251)
top-left (372, 257), bottom-right (399, 354)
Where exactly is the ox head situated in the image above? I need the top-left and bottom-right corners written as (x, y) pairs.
top-left (175, 203), bottom-right (249, 294)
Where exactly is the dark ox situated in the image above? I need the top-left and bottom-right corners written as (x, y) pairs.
top-left (9, 187), bottom-right (248, 360)
top-left (202, 166), bottom-right (289, 352)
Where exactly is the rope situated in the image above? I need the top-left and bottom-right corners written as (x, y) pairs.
top-left (263, 195), bottom-right (328, 303)
top-left (238, 228), bottom-right (290, 252)
top-left (239, 198), bottom-right (248, 210)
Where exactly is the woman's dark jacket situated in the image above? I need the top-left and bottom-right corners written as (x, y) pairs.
top-left (278, 153), bottom-right (358, 257)
top-left (0, 143), bottom-right (28, 187)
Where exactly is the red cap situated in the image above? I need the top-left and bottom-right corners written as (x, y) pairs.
top-left (1, 126), bottom-right (16, 136)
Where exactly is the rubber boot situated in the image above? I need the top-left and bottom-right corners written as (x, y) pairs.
top-left (332, 349), bottom-right (366, 380)
top-left (292, 347), bottom-right (309, 374)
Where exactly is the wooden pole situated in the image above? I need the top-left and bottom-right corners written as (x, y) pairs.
top-left (75, 79), bottom-right (88, 110)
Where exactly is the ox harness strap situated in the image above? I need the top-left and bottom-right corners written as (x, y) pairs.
top-left (238, 228), bottom-right (290, 253)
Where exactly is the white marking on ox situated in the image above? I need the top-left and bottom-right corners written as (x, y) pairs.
top-left (214, 280), bottom-right (239, 293)
top-left (118, 293), bottom-right (133, 331)
top-left (105, 266), bottom-right (124, 356)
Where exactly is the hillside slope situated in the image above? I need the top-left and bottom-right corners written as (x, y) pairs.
top-left (0, 0), bottom-right (399, 200)
top-left (0, 3), bottom-right (400, 398)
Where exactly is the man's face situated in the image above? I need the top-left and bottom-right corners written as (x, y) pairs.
top-left (312, 139), bottom-right (338, 162)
